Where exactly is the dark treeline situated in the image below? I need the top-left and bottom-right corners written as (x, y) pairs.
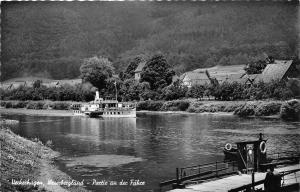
top-left (1, 1), bottom-right (298, 81)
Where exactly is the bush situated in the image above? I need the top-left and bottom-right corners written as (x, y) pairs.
top-left (234, 102), bottom-right (259, 116)
top-left (280, 99), bottom-right (300, 121)
top-left (254, 101), bottom-right (282, 116)
top-left (160, 100), bottom-right (190, 111)
top-left (136, 101), bottom-right (164, 111)
top-left (178, 101), bottom-right (190, 111)
top-left (52, 102), bottom-right (71, 110)
top-left (12, 101), bottom-right (28, 108)
top-left (187, 101), bottom-right (238, 113)
top-left (5, 102), bottom-right (13, 108)
top-left (223, 103), bottom-right (243, 112)
top-left (26, 101), bottom-right (44, 109)
top-left (0, 101), bottom-right (5, 107)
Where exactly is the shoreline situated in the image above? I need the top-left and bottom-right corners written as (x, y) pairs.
top-left (0, 108), bottom-right (74, 117)
top-left (138, 110), bottom-right (234, 116)
top-left (0, 107), bottom-right (279, 119)
top-left (1, 98), bottom-right (299, 121)
top-left (0, 123), bottom-right (89, 192)
top-left (0, 107), bottom-right (236, 116)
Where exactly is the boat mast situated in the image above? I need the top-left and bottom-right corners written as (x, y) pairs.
top-left (114, 81), bottom-right (117, 101)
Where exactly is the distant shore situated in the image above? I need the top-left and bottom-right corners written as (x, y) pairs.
top-left (1, 99), bottom-right (299, 120)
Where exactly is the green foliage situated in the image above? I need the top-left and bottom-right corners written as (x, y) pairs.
top-left (186, 84), bottom-right (205, 99)
top-left (161, 80), bottom-right (188, 100)
top-left (187, 101), bottom-right (243, 113)
top-left (136, 101), bottom-right (164, 111)
top-left (122, 55), bottom-right (147, 80)
top-left (80, 56), bottom-right (115, 90)
top-left (120, 79), bottom-right (152, 101)
top-left (141, 54), bottom-right (175, 91)
top-left (244, 60), bottom-right (268, 74)
top-left (280, 99), bottom-right (300, 121)
top-left (206, 80), bottom-right (295, 101)
top-left (286, 79), bottom-right (300, 96)
top-left (1, 84), bottom-right (95, 102)
top-left (234, 102), bottom-right (258, 117)
top-left (234, 101), bottom-right (285, 117)
top-left (254, 101), bottom-right (282, 116)
top-left (52, 102), bottom-right (71, 110)
top-left (26, 102), bottom-right (45, 110)
top-left (1, 3), bottom-right (297, 81)
top-left (161, 100), bottom-right (190, 111)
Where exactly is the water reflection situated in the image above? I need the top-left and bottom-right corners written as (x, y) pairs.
top-left (2, 112), bottom-right (299, 192)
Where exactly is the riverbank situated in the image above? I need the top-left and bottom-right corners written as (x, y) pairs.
top-left (0, 123), bottom-right (89, 192)
top-left (1, 99), bottom-right (299, 120)
top-left (137, 99), bottom-right (300, 120)
top-left (0, 108), bottom-right (73, 117)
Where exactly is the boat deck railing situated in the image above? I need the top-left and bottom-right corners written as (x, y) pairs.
top-left (159, 160), bottom-right (238, 191)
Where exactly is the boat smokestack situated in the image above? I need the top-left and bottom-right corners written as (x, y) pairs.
top-left (95, 91), bottom-right (100, 100)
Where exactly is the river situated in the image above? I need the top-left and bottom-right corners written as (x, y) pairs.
top-left (1, 112), bottom-right (300, 192)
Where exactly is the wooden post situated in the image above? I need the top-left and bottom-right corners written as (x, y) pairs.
top-left (251, 172), bottom-right (255, 192)
top-left (176, 168), bottom-right (179, 185)
top-left (216, 162), bottom-right (218, 177)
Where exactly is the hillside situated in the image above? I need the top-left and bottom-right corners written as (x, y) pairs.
top-left (1, 1), bottom-right (299, 81)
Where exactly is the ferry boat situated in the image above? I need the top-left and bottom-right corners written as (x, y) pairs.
top-left (72, 91), bottom-right (136, 118)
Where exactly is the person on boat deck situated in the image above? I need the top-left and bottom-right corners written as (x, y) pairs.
top-left (264, 165), bottom-right (281, 192)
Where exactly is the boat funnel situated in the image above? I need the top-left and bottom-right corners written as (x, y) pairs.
top-left (95, 91), bottom-right (100, 100)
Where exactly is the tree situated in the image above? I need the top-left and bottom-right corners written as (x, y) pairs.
top-left (162, 80), bottom-right (188, 100)
top-left (244, 60), bottom-right (268, 74)
top-left (80, 56), bottom-right (115, 90)
top-left (186, 84), bottom-right (205, 99)
top-left (122, 56), bottom-right (146, 80)
top-left (140, 54), bottom-right (175, 91)
top-left (120, 79), bottom-right (151, 101)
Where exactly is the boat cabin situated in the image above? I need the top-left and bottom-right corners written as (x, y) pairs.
top-left (235, 133), bottom-right (267, 172)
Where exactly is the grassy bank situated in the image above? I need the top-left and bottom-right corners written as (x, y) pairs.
top-left (0, 124), bottom-right (88, 192)
top-left (0, 100), bottom-right (81, 110)
top-left (1, 99), bottom-right (299, 120)
top-left (137, 99), bottom-right (300, 120)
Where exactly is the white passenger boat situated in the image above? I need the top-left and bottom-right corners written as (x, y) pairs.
top-left (72, 91), bottom-right (136, 118)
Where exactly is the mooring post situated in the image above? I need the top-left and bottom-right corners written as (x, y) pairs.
top-left (216, 162), bottom-right (218, 177)
top-left (176, 168), bottom-right (179, 185)
top-left (251, 172), bottom-right (255, 192)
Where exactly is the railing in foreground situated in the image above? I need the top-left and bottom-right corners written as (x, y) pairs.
top-left (228, 168), bottom-right (300, 192)
top-left (159, 160), bottom-right (238, 191)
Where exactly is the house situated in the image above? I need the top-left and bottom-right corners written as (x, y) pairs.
top-left (134, 61), bottom-right (146, 80)
top-left (179, 59), bottom-right (298, 89)
top-left (181, 65), bottom-right (247, 87)
top-left (180, 72), bottom-right (210, 88)
top-left (258, 60), bottom-right (296, 83)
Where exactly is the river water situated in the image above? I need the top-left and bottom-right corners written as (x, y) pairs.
top-left (1, 112), bottom-right (300, 192)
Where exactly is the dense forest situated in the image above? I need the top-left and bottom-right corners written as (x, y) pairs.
top-left (1, 1), bottom-right (299, 81)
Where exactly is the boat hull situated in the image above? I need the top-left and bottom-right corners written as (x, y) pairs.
top-left (72, 109), bottom-right (136, 118)
top-left (101, 110), bottom-right (136, 118)
top-left (223, 148), bottom-right (238, 160)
